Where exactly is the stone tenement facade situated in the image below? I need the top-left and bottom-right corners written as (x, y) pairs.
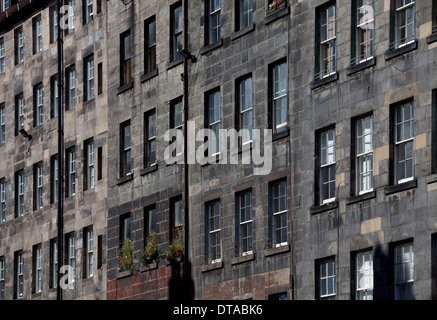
top-left (105, 0), bottom-right (187, 300)
top-left (2, 0), bottom-right (437, 301)
top-left (0, 0), bottom-right (108, 300)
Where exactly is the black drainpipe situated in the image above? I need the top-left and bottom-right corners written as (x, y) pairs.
top-left (56, 0), bottom-right (64, 301)
top-left (182, 0), bottom-right (192, 300)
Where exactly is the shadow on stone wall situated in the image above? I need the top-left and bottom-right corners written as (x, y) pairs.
top-left (168, 259), bottom-right (194, 300)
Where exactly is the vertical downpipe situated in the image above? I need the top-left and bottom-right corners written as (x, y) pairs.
top-left (56, 0), bottom-right (64, 301)
top-left (182, 0), bottom-right (191, 300)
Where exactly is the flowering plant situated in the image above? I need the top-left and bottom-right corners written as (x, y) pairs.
top-left (166, 226), bottom-right (183, 262)
top-left (140, 233), bottom-right (160, 265)
top-left (117, 240), bottom-right (135, 273)
top-left (269, 0), bottom-right (284, 10)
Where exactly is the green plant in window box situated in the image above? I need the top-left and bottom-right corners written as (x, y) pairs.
top-left (117, 240), bottom-right (135, 274)
top-left (166, 226), bottom-right (184, 262)
top-left (140, 233), bottom-right (160, 265)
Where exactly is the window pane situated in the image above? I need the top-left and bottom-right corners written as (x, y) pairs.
top-left (148, 20), bottom-right (156, 46)
top-left (174, 5), bottom-right (183, 33)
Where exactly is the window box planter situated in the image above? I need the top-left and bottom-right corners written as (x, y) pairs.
top-left (265, 2), bottom-right (289, 25)
top-left (267, 1), bottom-right (286, 12)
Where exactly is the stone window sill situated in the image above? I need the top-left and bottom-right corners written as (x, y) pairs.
top-left (347, 57), bottom-right (376, 76)
top-left (384, 179), bottom-right (417, 195)
top-left (33, 208), bottom-right (43, 217)
top-left (231, 24), bottom-right (255, 41)
top-left (83, 97), bottom-right (95, 107)
top-left (117, 81), bottom-right (133, 95)
top-left (310, 72), bottom-right (338, 90)
top-left (116, 270), bottom-right (132, 279)
top-left (140, 165), bottom-right (158, 176)
top-left (201, 261), bottom-right (223, 273)
top-left (264, 243), bottom-right (290, 257)
top-left (200, 39), bottom-right (223, 55)
top-left (310, 200), bottom-right (338, 215)
top-left (264, 5), bottom-right (289, 25)
top-left (426, 175), bottom-right (437, 184)
top-left (32, 292), bottom-right (42, 299)
top-left (385, 41), bottom-right (417, 61)
top-left (140, 69), bottom-right (158, 83)
top-left (140, 261), bottom-right (158, 272)
top-left (167, 58), bottom-right (183, 70)
top-left (231, 252), bottom-right (255, 265)
top-left (117, 173), bottom-right (133, 186)
top-left (272, 128), bottom-right (289, 142)
top-left (427, 33), bottom-right (437, 45)
top-left (84, 187), bottom-right (95, 196)
top-left (166, 154), bottom-right (184, 166)
top-left (346, 190), bottom-right (376, 205)
top-left (200, 153), bottom-right (222, 167)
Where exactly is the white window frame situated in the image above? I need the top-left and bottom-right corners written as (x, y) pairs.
top-left (86, 228), bottom-right (94, 278)
top-left (34, 16), bottom-right (42, 53)
top-left (87, 141), bottom-right (95, 189)
top-left (172, 197), bottom-right (183, 230)
top-left (395, 0), bottom-right (415, 48)
top-left (68, 149), bottom-right (76, 196)
top-left (85, 56), bottom-right (94, 101)
top-left (86, 56), bottom-right (94, 101)
top-left (0, 105), bottom-right (5, 144)
top-left (121, 122), bottom-right (132, 176)
top-left (320, 128), bottom-right (336, 204)
top-left (35, 85), bottom-right (43, 126)
top-left (17, 95), bottom-right (24, 131)
top-left (36, 164), bottom-right (43, 209)
top-left (272, 62), bottom-right (287, 132)
top-left (207, 90), bottom-right (221, 156)
top-left (272, 180), bottom-right (287, 247)
top-left (394, 242), bottom-right (414, 300)
top-left (145, 206), bottom-right (156, 235)
top-left (146, 111), bottom-right (157, 167)
top-left (239, 77), bottom-right (253, 145)
top-left (52, 7), bottom-right (58, 42)
top-left (319, 258), bottom-right (336, 300)
top-left (209, 0), bottom-right (221, 44)
top-left (355, 0), bottom-right (375, 64)
top-left (0, 37), bottom-right (5, 74)
top-left (35, 245), bottom-right (42, 293)
top-left (16, 252), bottom-right (23, 298)
top-left (52, 76), bottom-right (59, 118)
top-left (207, 200), bottom-right (221, 264)
top-left (239, 0), bottom-right (253, 30)
top-left (17, 171), bottom-right (24, 217)
top-left (0, 180), bottom-right (5, 223)
top-left (0, 258), bottom-right (4, 300)
top-left (67, 0), bottom-right (75, 32)
top-left (238, 190), bottom-right (253, 256)
top-left (394, 102), bottom-right (414, 184)
top-left (2, 0), bottom-right (9, 12)
top-left (356, 115), bottom-right (373, 194)
top-left (52, 155), bottom-right (59, 204)
top-left (68, 67), bottom-right (76, 109)
top-left (171, 99), bottom-right (184, 157)
top-left (319, 4), bottom-right (336, 78)
top-left (85, 0), bottom-right (93, 23)
top-left (52, 239), bottom-right (58, 288)
top-left (67, 234), bottom-right (75, 282)
top-left (17, 28), bottom-right (24, 64)
top-left (355, 250), bottom-right (374, 300)
top-left (172, 4), bottom-right (183, 60)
